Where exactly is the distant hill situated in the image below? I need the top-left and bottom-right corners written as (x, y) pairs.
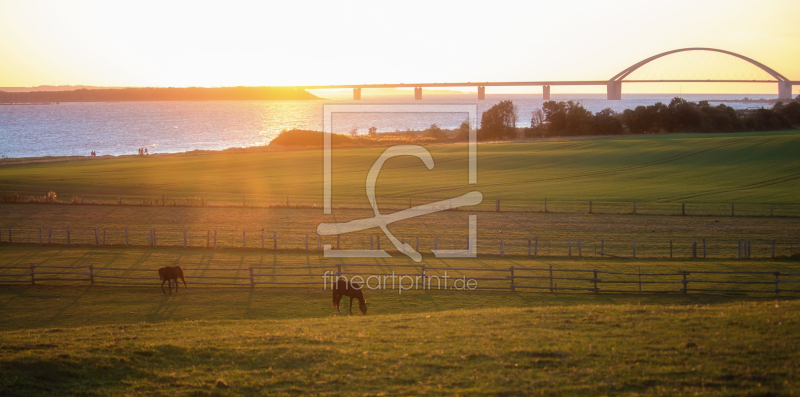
top-left (0, 85), bottom-right (125, 92)
top-left (0, 86), bottom-right (320, 102)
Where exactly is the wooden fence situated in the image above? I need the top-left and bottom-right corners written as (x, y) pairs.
top-left (2, 226), bottom-right (798, 260)
top-left (3, 191), bottom-right (800, 217)
top-left (1, 263), bottom-right (799, 295)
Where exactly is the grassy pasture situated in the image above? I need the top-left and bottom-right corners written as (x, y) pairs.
top-left (0, 280), bottom-right (799, 395)
top-left (2, 131), bottom-right (800, 395)
top-left (1, 130), bottom-right (799, 206)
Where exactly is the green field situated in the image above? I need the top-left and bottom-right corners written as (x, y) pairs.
top-left (3, 132), bottom-right (800, 395)
top-left (1, 130), bottom-right (800, 206)
top-left (1, 271), bottom-right (799, 395)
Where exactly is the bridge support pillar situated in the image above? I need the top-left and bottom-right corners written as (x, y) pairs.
top-left (478, 86), bottom-right (485, 100)
top-left (778, 81), bottom-right (792, 100)
top-left (353, 88), bottom-right (361, 100)
top-left (607, 81), bottom-right (622, 100)
top-left (543, 85), bottom-right (551, 100)
top-left (414, 87), bottom-right (422, 100)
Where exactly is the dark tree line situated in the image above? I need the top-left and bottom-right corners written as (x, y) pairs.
top-left (524, 97), bottom-right (800, 138)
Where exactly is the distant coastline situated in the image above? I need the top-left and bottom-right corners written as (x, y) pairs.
top-left (0, 86), bottom-right (320, 102)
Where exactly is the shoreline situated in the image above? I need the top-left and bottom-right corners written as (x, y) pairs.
top-left (2, 129), bottom-right (798, 167)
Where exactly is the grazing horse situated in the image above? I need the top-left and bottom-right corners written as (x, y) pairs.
top-left (158, 266), bottom-right (187, 295)
top-left (332, 278), bottom-right (367, 315)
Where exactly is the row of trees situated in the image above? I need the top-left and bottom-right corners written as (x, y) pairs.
top-left (477, 97), bottom-right (800, 140)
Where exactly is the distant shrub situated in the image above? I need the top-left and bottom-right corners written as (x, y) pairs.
top-left (269, 129), bottom-right (354, 147)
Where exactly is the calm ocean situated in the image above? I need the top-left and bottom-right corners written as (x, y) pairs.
top-left (0, 93), bottom-right (779, 158)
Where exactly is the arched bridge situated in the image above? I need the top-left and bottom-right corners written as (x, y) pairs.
top-left (296, 48), bottom-right (797, 100)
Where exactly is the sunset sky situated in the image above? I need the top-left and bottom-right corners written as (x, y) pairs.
top-left (0, 0), bottom-right (798, 94)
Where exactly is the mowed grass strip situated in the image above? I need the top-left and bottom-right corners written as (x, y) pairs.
top-left (0, 287), bottom-right (797, 396)
top-left (1, 130), bottom-right (799, 204)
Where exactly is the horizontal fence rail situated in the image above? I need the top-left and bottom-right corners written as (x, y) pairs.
top-left (1, 263), bottom-right (799, 296)
top-left (1, 226), bottom-right (798, 260)
top-left (2, 191), bottom-right (800, 218)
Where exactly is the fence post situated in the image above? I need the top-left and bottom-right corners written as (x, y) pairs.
top-left (568, 237), bottom-right (572, 257)
top-left (633, 202), bottom-right (636, 215)
top-left (593, 270), bottom-right (598, 293)
top-left (125, 228), bottom-right (129, 247)
top-left (703, 238), bottom-right (706, 259)
top-left (95, 227), bottom-right (99, 246)
top-left (273, 232), bottom-right (277, 250)
top-left (681, 203), bottom-right (685, 216)
top-left (89, 264), bottom-right (94, 285)
top-left (370, 235), bottom-right (373, 250)
top-left (67, 226), bottom-right (70, 245)
top-left (633, 240), bottom-right (636, 258)
top-left (213, 230), bottom-right (217, 249)
top-left (534, 237), bottom-right (538, 258)
top-left (589, 201), bottom-right (592, 214)
top-left (416, 236), bottom-right (419, 252)
top-left (261, 230), bottom-right (265, 249)
top-left (772, 240), bottom-right (775, 259)
top-left (318, 235), bottom-right (321, 250)
top-left (39, 227), bottom-right (42, 245)
top-left (421, 264), bottom-right (426, 290)
top-left (377, 235), bottom-right (380, 251)
top-left (578, 238), bottom-right (582, 257)
top-left (528, 238), bottom-right (531, 256)
top-left (544, 198), bottom-right (548, 213)
top-left (48, 228), bottom-right (52, 244)
top-left (496, 199), bottom-right (500, 212)
top-left (336, 234), bottom-right (340, 250)
top-left (638, 267), bottom-right (642, 292)
top-left (549, 265), bottom-right (553, 292)
top-left (183, 230), bottom-right (187, 248)
top-left (682, 271), bottom-right (688, 293)
top-left (250, 266), bottom-right (255, 288)
top-left (243, 230), bottom-right (246, 249)
top-left (306, 232), bottom-right (309, 251)
top-left (510, 266), bottom-right (515, 292)
top-left (30, 264), bottom-right (35, 285)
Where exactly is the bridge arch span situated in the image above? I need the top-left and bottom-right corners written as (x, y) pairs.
top-left (606, 48), bottom-right (793, 100)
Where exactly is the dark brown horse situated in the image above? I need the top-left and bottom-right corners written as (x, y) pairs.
top-left (332, 278), bottom-right (367, 315)
top-left (158, 266), bottom-right (187, 295)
